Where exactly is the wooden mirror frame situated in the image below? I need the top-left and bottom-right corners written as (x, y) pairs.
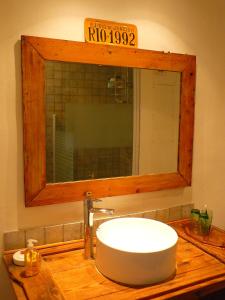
top-left (22, 35), bottom-right (195, 207)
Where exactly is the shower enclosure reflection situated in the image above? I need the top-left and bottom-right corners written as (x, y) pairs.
top-left (45, 61), bottom-right (180, 183)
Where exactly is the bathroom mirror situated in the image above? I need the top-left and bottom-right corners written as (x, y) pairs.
top-left (22, 35), bottom-right (195, 206)
top-left (45, 61), bottom-right (181, 183)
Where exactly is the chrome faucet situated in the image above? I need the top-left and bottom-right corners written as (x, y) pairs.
top-left (83, 192), bottom-right (114, 259)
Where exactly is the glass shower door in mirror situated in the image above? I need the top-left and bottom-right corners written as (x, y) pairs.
top-left (45, 62), bottom-right (133, 183)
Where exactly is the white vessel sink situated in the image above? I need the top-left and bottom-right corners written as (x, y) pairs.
top-left (95, 217), bottom-right (178, 286)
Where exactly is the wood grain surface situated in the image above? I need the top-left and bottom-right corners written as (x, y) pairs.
top-left (171, 219), bottom-right (225, 264)
top-left (4, 220), bottom-right (225, 300)
top-left (21, 35), bottom-right (195, 207)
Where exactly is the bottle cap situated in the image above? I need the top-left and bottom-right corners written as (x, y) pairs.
top-left (27, 239), bottom-right (38, 248)
top-left (13, 250), bottom-right (25, 266)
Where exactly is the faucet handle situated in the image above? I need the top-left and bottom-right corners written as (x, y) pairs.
top-left (85, 192), bottom-right (102, 203)
top-left (85, 191), bottom-right (93, 199)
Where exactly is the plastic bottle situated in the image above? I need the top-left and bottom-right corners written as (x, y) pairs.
top-left (24, 239), bottom-right (41, 277)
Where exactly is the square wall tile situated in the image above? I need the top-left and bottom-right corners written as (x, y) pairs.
top-left (64, 222), bottom-right (82, 242)
top-left (80, 222), bottom-right (84, 238)
top-left (182, 203), bottom-right (194, 219)
top-left (169, 206), bottom-right (182, 221)
top-left (4, 230), bottom-right (25, 250)
top-left (45, 225), bottom-right (63, 244)
top-left (143, 210), bottom-right (156, 220)
top-left (25, 227), bottom-right (45, 246)
top-left (156, 209), bottom-right (169, 223)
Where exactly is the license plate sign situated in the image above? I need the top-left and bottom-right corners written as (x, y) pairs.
top-left (84, 18), bottom-right (138, 48)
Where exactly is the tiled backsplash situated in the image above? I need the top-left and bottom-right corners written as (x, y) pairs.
top-left (3, 203), bottom-right (193, 250)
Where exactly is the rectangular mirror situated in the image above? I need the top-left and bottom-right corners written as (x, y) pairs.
top-left (45, 62), bottom-right (181, 183)
top-left (22, 35), bottom-right (195, 206)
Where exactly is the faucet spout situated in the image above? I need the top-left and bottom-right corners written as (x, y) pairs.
top-left (90, 207), bottom-right (115, 214)
top-left (83, 192), bottom-right (114, 259)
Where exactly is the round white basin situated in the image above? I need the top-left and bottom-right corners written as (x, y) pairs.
top-left (96, 217), bottom-right (178, 286)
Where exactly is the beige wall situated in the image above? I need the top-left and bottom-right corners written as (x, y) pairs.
top-left (1, 0), bottom-right (225, 298)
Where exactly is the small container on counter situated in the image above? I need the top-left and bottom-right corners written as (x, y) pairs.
top-left (190, 208), bottom-right (200, 233)
top-left (13, 250), bottom-right (25, 266)
top-left (24, 239), bottom-right (41, 277)
top-left (199, 206), bottom-right (213, 236)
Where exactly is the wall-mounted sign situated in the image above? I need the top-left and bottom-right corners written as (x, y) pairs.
top-left (84, 18), bottom-right (138, 48)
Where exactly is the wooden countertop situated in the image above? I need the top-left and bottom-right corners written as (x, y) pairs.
top-left (3, 219), bottom-right (225, 300)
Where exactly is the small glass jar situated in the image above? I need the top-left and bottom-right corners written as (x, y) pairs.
top-left (199, 209), bottom-right (213, 236)
top-left (190, 208), bottom-right (200, 233)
